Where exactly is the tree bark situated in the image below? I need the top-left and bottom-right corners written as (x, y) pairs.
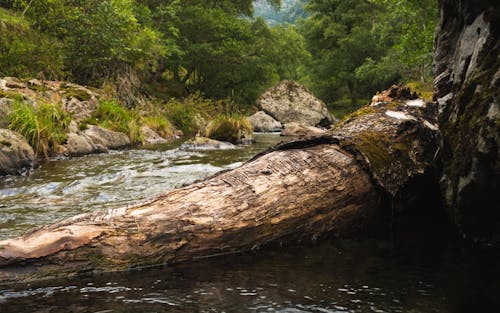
top-left (0, 90), bottom-right (439, 284)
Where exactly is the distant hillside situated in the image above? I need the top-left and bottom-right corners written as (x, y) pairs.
top-left (253, 0), bottom-right (307, 26)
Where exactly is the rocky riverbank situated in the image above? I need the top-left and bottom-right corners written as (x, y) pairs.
top-left (0, 77), bottom-right (179, 175)
top-left (1, 78), bottom-right (344, 176)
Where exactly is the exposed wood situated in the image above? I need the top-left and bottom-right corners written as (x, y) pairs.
top-left (0, 92), bottom-right (439, 284)
top-left (0, 144), bottom-right (378, 283)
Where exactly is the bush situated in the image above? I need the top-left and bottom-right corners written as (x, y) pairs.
top-left (0, 8), bottom-right (65, 79)
top-left (142, 115), bottom-right (174, 138)
top-left (205, 115), bottom-right (253, 144)
top-left (8, 101), bottom-right (71, 157)
top-left (406, 81), bottom-right (434, 102)
top-left (86, 100), bottom-right (142, 143)
top-left (164, 99), bottom-right (199, 135)
top-left (328, 97), bottom-right (368, 119)
top-left (163, 93), bottom-right (243, 135)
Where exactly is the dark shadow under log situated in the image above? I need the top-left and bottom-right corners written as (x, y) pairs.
top-left (0, 92), bottom-right (440, 284)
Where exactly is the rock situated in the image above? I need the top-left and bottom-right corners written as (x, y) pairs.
top-left (0, 129), bottom-right (35, 175)
top-left (257, 80), bottom-right (336, 127)
top-left (83, 125), bottom-right (131, 150)
top-left (180, 136), bottom-right (237, 151)
top-left (1, 77), bottom-right (26, 89)
top-left (0, 98), bottom-right (13, 128)
top-left (174, 130), bottom-right (184, 138)
top-left (141, 126), bottom-right (167, 145)
top-left (60, 84), bottom-right (99, 121)
top-left (434, 0), bottom-right (499, 242)
top-left (62, 97), bottom-right (99, 122)
top-left (63, 133), bottom-right (107, 156)
top-left (1, 78), bottom-right (100, 122)
top-left (67, 120), bottom-right (79, 134)
top-left (248, 111), bottom-right (282, 132)
top-left (281, 122), bottom-right (326, 137)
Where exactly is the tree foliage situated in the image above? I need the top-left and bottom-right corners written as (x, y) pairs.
top-left (301, 0), bottom-right (437, 107)
top-left (1, 0), bottom-right (437, 111)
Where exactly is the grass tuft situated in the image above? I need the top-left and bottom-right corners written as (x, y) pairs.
top-left (8, 100), bottom-right (71, 157)
top-left (142, 115), bottom-right (174, 138)
top-left (205, 115), bottom-right (253, 144)
top-left (85, 100), bottom-right (142, 144)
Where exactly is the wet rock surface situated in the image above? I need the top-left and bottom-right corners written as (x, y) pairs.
top-left (180, 136), bottom-right (237, 151)
top-left (434, 0), bottom-right (499, 241)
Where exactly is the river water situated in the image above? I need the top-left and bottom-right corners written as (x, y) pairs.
top-left (0, 134), bottom-right (498, 312)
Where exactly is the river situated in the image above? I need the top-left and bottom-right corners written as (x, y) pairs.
top-left (0, 134), bottom-right (498, 312)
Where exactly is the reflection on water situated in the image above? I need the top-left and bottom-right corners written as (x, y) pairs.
top-left (1, 240), bottom-right (498, 313)
top-left (0, 133), bottom-right (499, 312)
top-left (0, 134), bottom-right (284, 240)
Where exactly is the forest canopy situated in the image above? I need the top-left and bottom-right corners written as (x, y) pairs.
top-left (0, 0), bottom-right (437, 113)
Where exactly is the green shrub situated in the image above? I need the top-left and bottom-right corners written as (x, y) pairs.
top-left (328, 97), bottom-right (368, 119)
top-left (0, 90), bottom-right (25, 102)
top-left (86, 100), bottom-right (142, 143)
top-left (78, 122), bottom-right (88, 131)
top-left (60, 85), bottom-right (92, 101)
top-left (164, 99), bottom-right (199, 135)
top-left (0, 8), bottom-right (65, 79)
top-left (406, 81), bottom-right (434, 102)
top-left (8, 101), bottom-right (71, 157)
top-left (205, 115), bottom-right (253, 144)
top-left (142, 115), bottom-right (174, 138)
top-left (163, 93), bottom-right (243, 135)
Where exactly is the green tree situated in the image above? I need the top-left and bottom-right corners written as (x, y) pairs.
top-left (302, 0), bottom-right (382, 105)
top-left (16, 0), bottom-right (166, 87)
top-left (0, 7), bottom-right (64, 79)
top-left (145, 0), bottom-right (304, 105)
top-left (301, 0), bottom-right (437, 108)
top-left (369, 0), bottom-right (437, 82)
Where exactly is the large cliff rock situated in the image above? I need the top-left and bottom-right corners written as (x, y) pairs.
top-left (434, 0), bottom-right (499, 241)
top-left (257, 81), bottom-right (336, 128)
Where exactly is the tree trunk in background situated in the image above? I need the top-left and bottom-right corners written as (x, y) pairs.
top-left (0, 90), bottom-right (439, 284)
top-left (434, 0), bottom-right (499, 242)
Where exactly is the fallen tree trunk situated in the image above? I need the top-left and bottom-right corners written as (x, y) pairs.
top-left (0, 89), bottom-right (439, 284)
